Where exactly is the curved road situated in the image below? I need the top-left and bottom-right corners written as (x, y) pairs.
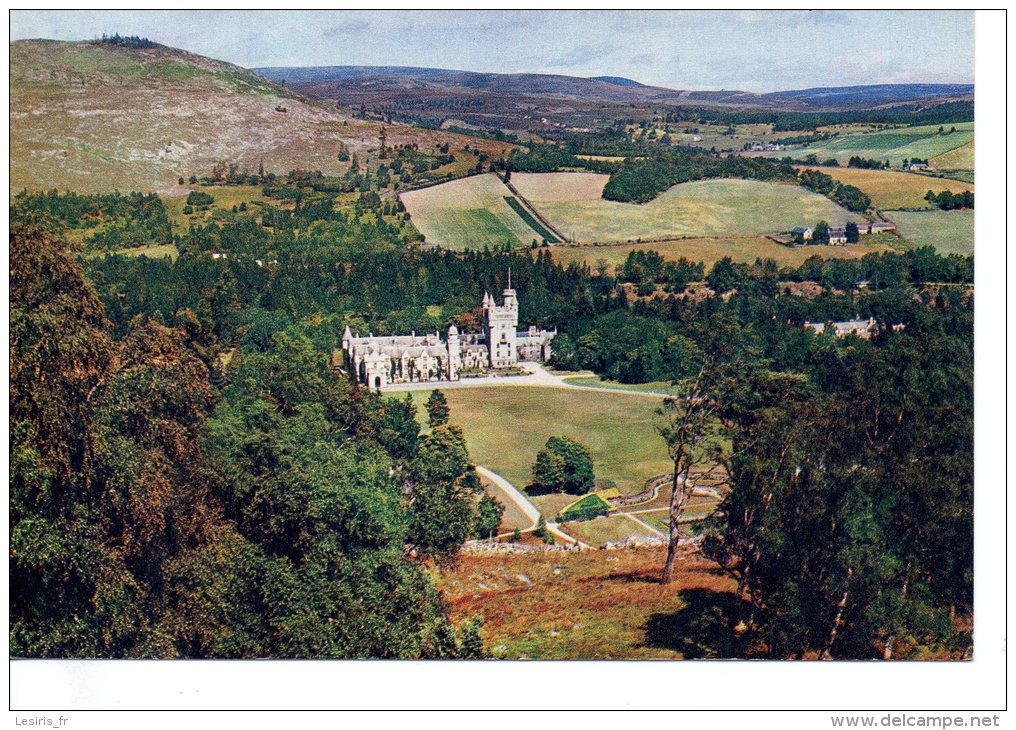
top-left (476, 465), bottom-right (592, 549)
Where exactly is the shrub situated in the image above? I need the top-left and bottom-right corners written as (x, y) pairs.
top-left (186, 190), bottom-right (215, 207)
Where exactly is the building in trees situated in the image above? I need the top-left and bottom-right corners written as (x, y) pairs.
top-left (342, 275), bottom-right (555, 390)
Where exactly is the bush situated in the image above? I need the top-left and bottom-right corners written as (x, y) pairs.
top-left (186, 190), bottom-right (215, 207)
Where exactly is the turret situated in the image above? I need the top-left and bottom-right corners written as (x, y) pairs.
top-left (342, 324), bottom-right (352, 350)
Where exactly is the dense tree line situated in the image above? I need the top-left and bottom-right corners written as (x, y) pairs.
top-left (658, 101), bottom-right (974, 131)
top-left (10, 215), bottom-right (490, 658)
top-left (797, 169), bottom-right (871, 211)
top-left (925, 190), bottom-right (974, 210)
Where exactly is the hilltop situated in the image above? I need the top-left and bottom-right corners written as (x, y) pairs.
top-left (10, 39), bottom-right (513, 194)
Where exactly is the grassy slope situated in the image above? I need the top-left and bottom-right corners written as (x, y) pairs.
top-left (796, 166), bottom-right (974, 210)
top-left (791, 123), bottom-right (974, 166)
top-left (399, 386), bottom-right (672, 495)
top-left (436, 545), bottom-right (736, 659)
top-left (513, 174), bottom-right (864, 243)
top-left (890, 209), bottom-right (974, 256)
top-left (930, 140), bottom-right (975, 170)
top-left (545, 236), bottom-right (893, 271)
top-left (10, 39), bottom-right (512, 194)
top-left (399, 173), bottom-right (537, 250)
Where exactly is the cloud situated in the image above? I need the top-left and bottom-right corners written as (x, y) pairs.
top-left (322, 20), bottom-right (372, 37)
top-left (549, 42), bottom-right (614, 69)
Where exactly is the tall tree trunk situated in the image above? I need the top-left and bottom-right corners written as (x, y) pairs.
top-left (882, 576), bottom-right (910, 660)
top-left (661, 464), bottom-right (686, 584)
top-left (818, 567), bottom-right (853, 660)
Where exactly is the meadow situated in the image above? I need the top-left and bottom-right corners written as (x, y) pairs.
top-left (436, 544), bottom-right (736, 659)
top-left (545, 236), bottom-right (893, 272)
top-left (795, 166), bottom-right (975, 210)
top-left (395, 385), bottom-right (673, 495)
top-left (788, 122), bottom-right (974, 166)
top-left (890, 210), bottom-right (975, 256)
top-left (512, 173), bottom-right (864, 243)
top-left (400, 173), bottom-right (538, 250)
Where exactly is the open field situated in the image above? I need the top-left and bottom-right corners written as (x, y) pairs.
top-left (559, 515), bottom-right (659, 545)
top-left (436, 544), bottom-right (737, 659)
top-left (400, 386), bottom-right (671, 495)
top-left (890, 210), bottom-right (974, 256)
top-left (546, 236), bottom-right (894, 271)
top-left (786, 123), bottom-right (974, 166)
top-left (512, 174), bottom-right (864, 243)
top-left (796, 166), bottom-right (974, 210)
top-left (400, 174), bottom-right (537, 250)
top-left (930, 140), bottom-right (975, 170)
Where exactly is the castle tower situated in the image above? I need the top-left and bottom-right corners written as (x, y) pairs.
top-left (485, 270), bottom-right (519, 368)
top-left (447, 324), bottom-right (461, 380)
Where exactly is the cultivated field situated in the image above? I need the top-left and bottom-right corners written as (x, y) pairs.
top-left (786, 123), bottom-right (974, 167)
top-left (512, 173), bottom-right (864, 243)
top-left (890, 210), bottom-right (974, 256)
top-left (795, 166), bottom-right (975, 210)
top-left (930, 140), bottom-right (975, 171)
top-left (545, 236), bottom-right (894, 272)
top-left (400, 174), bottom-right (539, 250)
top-left (436, 544), bottom-right (737, 659)
top-left (399, 386), bottom-right (672, 495)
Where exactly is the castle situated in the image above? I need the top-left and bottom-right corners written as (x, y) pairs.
top-left (342, 274), bottom-right (556, 390)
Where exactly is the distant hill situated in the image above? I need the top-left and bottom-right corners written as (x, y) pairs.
top-left (255, 65), bottom-right (733, 106)
top-left (257, 65), bottom-right (972, 111)
top-left (10, 41), bottom-right (511, 194)
top-left (588, 76), bottom-right (644, 88)
top-left (766, 83), bottom-right (974, 108)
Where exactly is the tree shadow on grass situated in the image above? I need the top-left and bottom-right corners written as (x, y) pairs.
top-left (644, 588), bottom-right (744, 659)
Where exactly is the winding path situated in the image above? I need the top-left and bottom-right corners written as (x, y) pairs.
top-left (475, 465), bottom-right (540, 530)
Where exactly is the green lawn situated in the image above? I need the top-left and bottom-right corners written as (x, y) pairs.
top-left (890, 209), bottom-right (974, 256)
top-left (791, 123), bottom-right (974, 167)
top-left (397, 386), bottom-right (672, 495)
top-left (563, 376), bottom-right (680, 396)
top-left (399, 173), bottom-right (537, 250)
top-left (558, 515), bottom-right (658, 546)
top-left (515, 174), bottom-right (864, 244)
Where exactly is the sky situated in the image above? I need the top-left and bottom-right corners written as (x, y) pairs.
top-left (10, 10), bottom-right (975, 93)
